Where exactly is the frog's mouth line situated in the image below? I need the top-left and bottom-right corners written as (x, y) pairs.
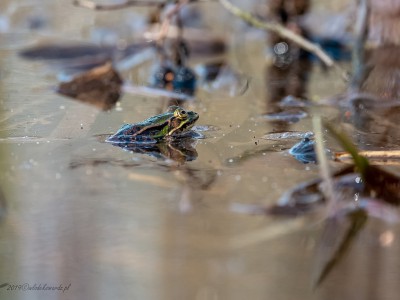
top-left (168, 114), bottom-right (199, 136)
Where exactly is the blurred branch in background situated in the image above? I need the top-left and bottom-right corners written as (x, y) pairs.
top-left (218, 0), bottom-right (347, 79)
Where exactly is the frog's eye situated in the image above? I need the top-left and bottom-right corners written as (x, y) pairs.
top-left (174, 109), bottom-right (188, 120)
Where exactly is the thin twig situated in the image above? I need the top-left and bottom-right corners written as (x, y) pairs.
top-left (350, 0), bottom-right (370, 91)
top-left (218, 0), bottom-right (347, 78)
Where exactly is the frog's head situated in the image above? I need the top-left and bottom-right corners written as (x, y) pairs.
top-left (166, 106), bottom-right (199, 136)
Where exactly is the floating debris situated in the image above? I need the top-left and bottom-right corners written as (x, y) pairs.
top-left (278, 95), bottom-right (310, 107)
top-left (326, 122), bottom-right (400, 205)
top-left (19, 41), bottom-right (153, 72)
top-left (262, 131), bottom-right (314, 140)
top-left (191, 125), bottom-right (220, 132)
top-left (261, 109), bottom-right (308, 123)
top-left (57, 62), bottom-right (123, 110)
top-left (19, 43), bottom-right (114, 71)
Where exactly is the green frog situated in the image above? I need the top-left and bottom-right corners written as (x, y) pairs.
top-left (106, 106), bottom-right (199, 144)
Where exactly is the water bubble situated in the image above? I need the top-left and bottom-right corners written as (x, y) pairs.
top-left (274, 42), bottom-right (289, 55)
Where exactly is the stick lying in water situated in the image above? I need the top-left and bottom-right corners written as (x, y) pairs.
top-left (335, 150), bottom-right (400, 165)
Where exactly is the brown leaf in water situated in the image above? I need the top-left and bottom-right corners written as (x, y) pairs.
top-left (57, 62), bottom-right (123, 110)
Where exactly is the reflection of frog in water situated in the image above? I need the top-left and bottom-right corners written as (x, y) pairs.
top-left (117, 139), bottom-right (198, 164)
top-left (106, 106), bottom-right (199, 144)
top-left (106, 106), bottom-right (200, 163)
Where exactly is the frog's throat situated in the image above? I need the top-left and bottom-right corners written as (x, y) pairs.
top-left (167, 119), bottom-right (189, 136)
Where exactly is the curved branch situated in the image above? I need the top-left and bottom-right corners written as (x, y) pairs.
top-left (219, 0), bottom-right (345, 76)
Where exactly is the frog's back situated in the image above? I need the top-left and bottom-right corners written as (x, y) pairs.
top-left (106, 123), bottom-right (158, 144)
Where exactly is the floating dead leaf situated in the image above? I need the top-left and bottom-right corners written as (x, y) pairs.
top-left (57, 62), bottom-right (123, 110)
top-left (19, 43), bottom-right (113, 71)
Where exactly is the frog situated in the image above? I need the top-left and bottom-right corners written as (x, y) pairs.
top-left (288, 137), bottom-right (317, 164)
top-left (106, 106), bottom-right (199, 144)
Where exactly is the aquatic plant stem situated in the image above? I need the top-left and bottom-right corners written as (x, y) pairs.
top-left (351, 0), bottom-right (370, 91)
top-left (218, 0), bottom-right (346, 76)
top-left (313, 116), bottom-right (337, 215)
top-left (324, 123), bottom-right (369, 179)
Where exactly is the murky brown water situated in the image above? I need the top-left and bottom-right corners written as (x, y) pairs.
top-left (1, 1), bottom-right (400, 300)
